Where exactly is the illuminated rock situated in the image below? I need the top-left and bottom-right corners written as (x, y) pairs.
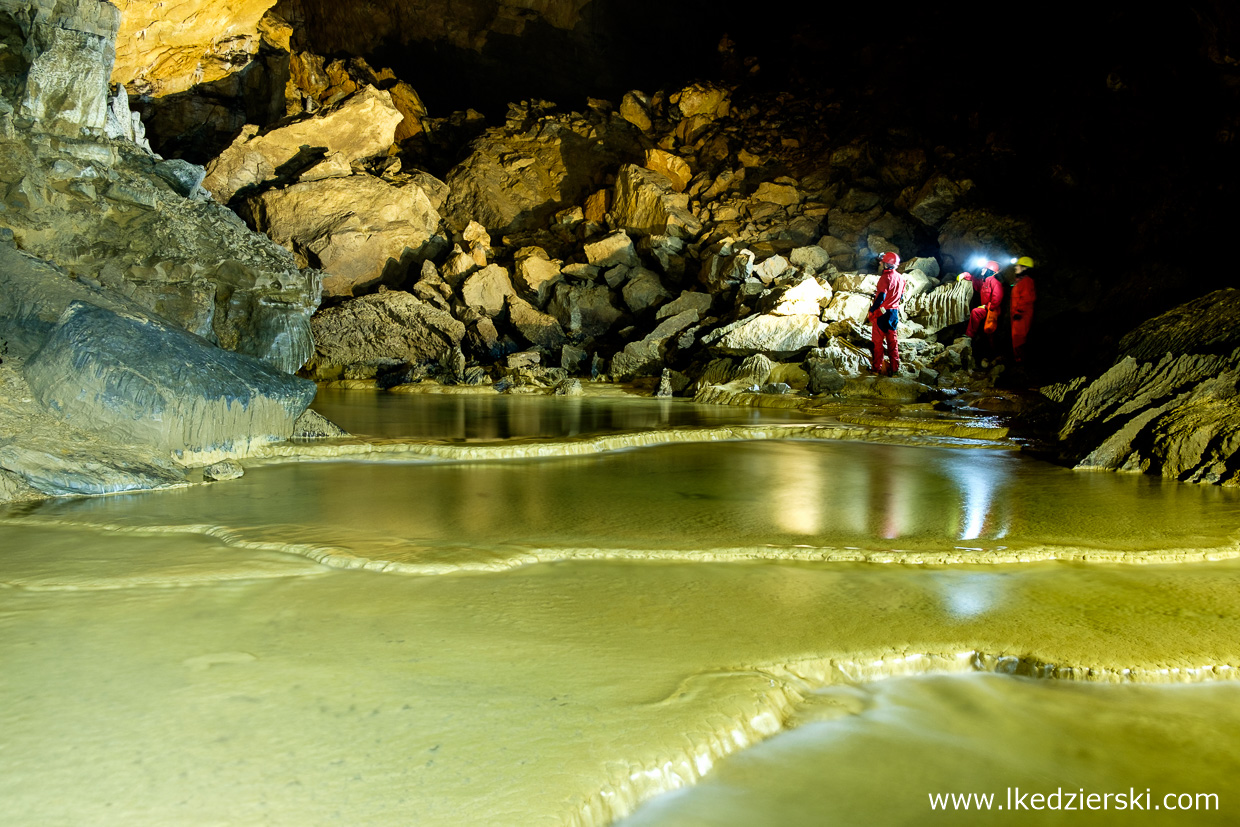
top-left (250, 173), bottom-right (443, 298)
top-left (203, 85), bottom-right (402, 203)
top-left (706, 313), bottom-right (827, 357)
top-left (6, 0), bottom-right (120, 137)
top-left (309, 290), bottom-right (465, 379)
top-left (24, 301), bottom-right (316, 460)
top-left (611, 163), bottom-right (702, 239)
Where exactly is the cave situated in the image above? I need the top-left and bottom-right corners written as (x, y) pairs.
top-left (2, 0), bottom-right (1240, 823)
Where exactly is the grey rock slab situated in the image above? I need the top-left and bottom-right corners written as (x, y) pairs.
top-left (24, 301), bottom-right (316, 460)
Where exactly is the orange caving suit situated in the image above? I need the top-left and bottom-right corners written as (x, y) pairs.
top-left (1010, 275), bottom-right (1036, 363)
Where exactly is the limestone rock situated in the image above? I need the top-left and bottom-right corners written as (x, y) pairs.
top-left (621, 267), bottom-right (672, 314)
top-left (791, 245), bottom-right (832, 275)
top-left (657, 290), bottom-right (713, 320)
top-left (584, 230), bottom-right (639, 268)
top-left (24, 301), bottom-right (316, 460)
top-left (1058, 289), bottom-right (1240, 484)
top-left (644, 148), bottom-right (691, 193)
top-left (203, 86), bottom-right (403, 203)
top-left (251, 174), bottom-right (442, 298)
top-left (908, 173), bottom-right (974, 227)
top-left (9, 0), bottom-right (121, 137)
top-left (507, 295), bottom-right (566, 350)
top-left (0, 139), bottom-right (320, 373)
top-left (752, 182), bottom-right (799, 206)
top-left (764, 276), bottom-right (832, 316)
top-left (903, 280), bottom-right (972, 334)
top-left (442, 108), bottom-right (639, 237)
top-left (547, 282), bottom-right (622, 339)
top-left (611, 164), bottom-right (702, 239)
top-left (706, 313), bottom-right (827, 357)
top-left (0, 439), bottom-right (187, 497)
top-left (461, 264), bottom-right (516, 316)
top-left (309, 290), bottom-right (465, 379)
top-left (823, 291), bottom-right (873, 324)
top-left (203, 460), bottom-right (244, 481)
top-left (513, 247), bottom-right (564, 307)
top-left (293, 408), bottom-right (349, 438)
top-left (609, 310), bottom-right (699, 378)
top-left (670, 82), bottom-right (730, 120)
top-left (619, 90), bottom-right (652, 132)
top-left (112, 0), bottom-right (277, 98)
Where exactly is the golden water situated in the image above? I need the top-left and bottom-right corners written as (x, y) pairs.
top-left (3, 392), bottom-right (1239, 825)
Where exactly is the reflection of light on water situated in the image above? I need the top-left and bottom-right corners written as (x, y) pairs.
top-left (770, 448), bottom-right (823, 535)
top-left (943, 452), bottom-right (1004, 540)
top-left (931, 571), bottom-right (1007, 619)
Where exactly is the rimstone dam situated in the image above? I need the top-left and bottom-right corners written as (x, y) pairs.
top-left (2, 1), bottom-right (1240, 824)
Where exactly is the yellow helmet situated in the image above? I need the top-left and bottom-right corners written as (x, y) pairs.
top-left (1016, 256), bottom-right (1035, 268)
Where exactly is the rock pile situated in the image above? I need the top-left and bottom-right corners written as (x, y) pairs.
top-left (276, 79), bottom-right (1030, 394)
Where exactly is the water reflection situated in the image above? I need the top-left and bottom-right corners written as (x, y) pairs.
top-left (309, 388), bottom-right (810, 441)
top-left (10, 440), bottom-right (1239, 564)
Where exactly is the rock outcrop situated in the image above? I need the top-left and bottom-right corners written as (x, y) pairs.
top-left (25, 301), bottom-right (317, 460)
top-left (308, 290), bottom-right (466, 379)
top-left (250, 173), bottom-right (443, 297)
top-left (203, 85), bottom-right (403, 203)
top-left (1056, 289), bottom-right (1240, 485)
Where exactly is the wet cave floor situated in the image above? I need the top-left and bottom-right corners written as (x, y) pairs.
top-left (2, 388), bottom-right (1239, 825)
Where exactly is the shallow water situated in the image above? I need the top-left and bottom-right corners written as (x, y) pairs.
top-left (3, 392), bottom-right (1239, 825)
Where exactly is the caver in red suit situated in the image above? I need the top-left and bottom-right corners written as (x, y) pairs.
top-left (868, 251), bottom-right (906, 375)
top-left (1010, 257), bottom-right (1037, 363)
top-left (960, 261), bottom-right (1005, 352)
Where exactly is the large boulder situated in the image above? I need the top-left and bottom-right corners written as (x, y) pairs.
top-left (506, 295), bottom-right (566, 350)
top-left (547, 281), bottom-right (622, 339)
top-left (251, 174), bottom-right (443, 298)
top-left (907, 173), bottom-right (973, 227)
top-left (609, 310), bottom-right (700, 378)
top-left (309, 290), bottom-right (465, 379)
top-left (461, 264), bottom-right (516, 316)
top-left (203, 86), bottom-right (403, 203)
top-left (24, 301), bottom-right (316, 460)
top-left (441, 103), bottom-right (640, 236)
top-left (513, 247), bottom-right (564, 307)
top-left (5, 0), bottom-right (121, 137)
top-left (1058, 289), bottom-right (1240, 484)
top-left (611, 163), bottom-right (702, 239)
top-left (0, 137), bottom-right (321, 372)
top-left (705, 313), bottom-right (827, 357)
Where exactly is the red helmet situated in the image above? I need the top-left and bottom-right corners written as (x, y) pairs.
top-left (984, 260), bottom-right (1001, 273)
top-left (878, 251), bottom-right (900, 268)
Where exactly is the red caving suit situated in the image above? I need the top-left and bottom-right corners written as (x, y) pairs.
top-left (1010, 275), bottom-right (1036, 363)
top-left (965, 274), bottom-right (1005, 349)
top-left (869, 267), bottom-right (906, 374)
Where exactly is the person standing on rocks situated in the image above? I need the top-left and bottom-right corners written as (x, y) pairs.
top-left (868, 251), bottom-right (906, 376)
top-left (1010, 256), bottom-right (1037, 365)
top-left (957, 260), bottom-right (1005, 362)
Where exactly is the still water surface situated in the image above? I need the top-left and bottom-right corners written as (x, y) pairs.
top-left (2, 391), bottom-right (1238, 825)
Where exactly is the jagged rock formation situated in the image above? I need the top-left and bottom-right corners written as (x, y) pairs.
top-left (1056, 289), bottom-right (1240, 485)
top-left (0, 0), bottom-right (322, 372)
top-left (0, 0), bottom-right (329, 500)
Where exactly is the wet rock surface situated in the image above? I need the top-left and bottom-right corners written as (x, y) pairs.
top-left (1056, 289), bottom-right (1240, 484)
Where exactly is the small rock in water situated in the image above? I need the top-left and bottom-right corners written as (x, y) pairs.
top-left (554, 378), bottom-right (584, 396)
top-left (761, 382), bottom-right (792, 395)
top-left (203, 460), bottom-right (244, 482)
